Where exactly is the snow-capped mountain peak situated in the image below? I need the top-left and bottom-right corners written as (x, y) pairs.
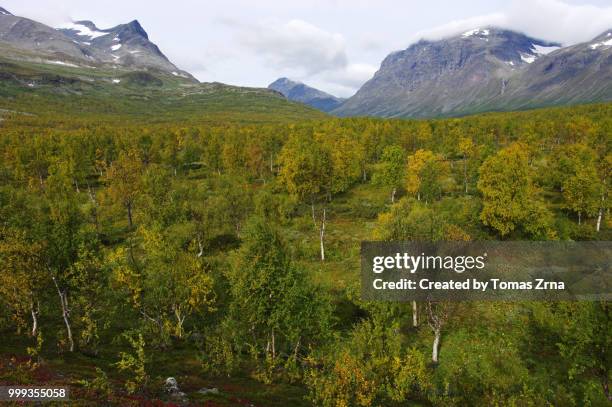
top-left (0, 7), bottom-right (195, 80)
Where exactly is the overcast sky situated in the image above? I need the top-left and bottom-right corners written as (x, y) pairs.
top-left (5, 0), bottom-right (612, 97)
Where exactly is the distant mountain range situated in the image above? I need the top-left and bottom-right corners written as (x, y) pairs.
top-left (0, 6), bottom-right (194, 79)
top-left (0, 5), bottom-right (610, 118)
top-left (334, 27), bottom-right (612, 117)
top-left (268, 78), bottom-right (344, 112)
top-left (0, 6), bottom-right (325, 122)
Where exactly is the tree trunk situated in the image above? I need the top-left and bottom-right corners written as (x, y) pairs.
top-left (432, 327), bottom-right (441, 363)
top-left (578, 212), bottom-right (582, 225)
top-left (53, 277), bottom-right (74, 352)
top-left (463, 155), bottom-right (468, 194)
top-left (362, 168), bottom-right (367, 182)
top-left (87, 183), bottom-right (100, 233)
top-left (427, 301), bottom-right (449, 364)
top-left (196, 235), bottom-right (204, 258)
top-left (597, 206), bottom-right (603, 232)
top-left (293, 337), bottom-right (301, 359)
top-left (174, 307), bottom-right (185, 339)
top-left (271, 328), bottom-right (276, 360)
top-left (319, 208), bottom-right (326, 261)
top-left (311, 203), bottom-right (317, 229)
top-left (391, 187), bottom-right (396, 203)
top-left (30, 300), bottom-right (39, 338)
top-left (412, 301), bottom-right (418, 327)
top-left (597, 189), bottom-right (606, 232)
top-left (127, 202), bottom-right (133, 228)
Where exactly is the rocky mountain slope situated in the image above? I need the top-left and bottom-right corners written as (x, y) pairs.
top-left (268, 77), bottom-right (344, 112)
top-left (0, 6), bottom-right (193, 79)
top-left (501, 30), bottom-right (612, 110)
top-left (334, 27), bottom-right (611, 118)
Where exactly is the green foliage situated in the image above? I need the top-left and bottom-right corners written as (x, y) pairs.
top-left (227, 218), bottom-right (334, 381)
top-left (562, 161), bottom-right (601, 224)
top-left (478, 143), bottom-right (556, 239)
top-left (305, 316), bottom-right (431, 406)
top-left (109, 226), bottom-right (215, 343)
top-left (406, 149), bottom-right (451, 202)
top-left (278, 134), bottom-right (332, 203)
top-left (372, 145), bottom-right (405, 202)
top-left (115, 332), bottom-right (148, 394)
top-left (0, 99), bottom-right (610, 404)
top-left (76, 367), bottom-right (112, 399)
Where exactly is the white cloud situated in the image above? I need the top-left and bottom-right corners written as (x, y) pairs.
top-left (236, 19), bottom-right (348, 75)
top-left (504, 0), bottom-right (612, 45)
top-left (409, 14), bottom-right (507, 43)
top-left (322, 63), bottom-right (377, 88)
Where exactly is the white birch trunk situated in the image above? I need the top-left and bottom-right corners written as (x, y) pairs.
top-left (432, 327), bottom-right (441, 363)
top-left (597, 189), bottom-right (606, 232)
top-left (30, 300), bottom-right (39, 337)
top-left (319, 208), bottom-right (326, 261)
top-left (53, 277), bottom-right (74, 352)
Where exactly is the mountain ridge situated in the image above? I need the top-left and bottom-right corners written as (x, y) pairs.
top-left (268, 77), bottom-right (345, 112)
top-left (333, 26), bottom-right (611, 118)
top-left (0, 6), bottom-right (194, 80)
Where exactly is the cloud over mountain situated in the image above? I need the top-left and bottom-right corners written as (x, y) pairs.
top-left (236, 19), bottom-right (348, 75)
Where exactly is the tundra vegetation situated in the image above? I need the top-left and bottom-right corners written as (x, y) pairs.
top-left (0, 102), bottom-right (610, 405)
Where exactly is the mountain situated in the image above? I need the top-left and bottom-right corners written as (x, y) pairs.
top-left (0, 7), bottom-right (326, 123)
top-left (500, 29), bottom-right (612, 110)
top-left (0, 6), bottom-right (193, 79)
top-left (268, 77), bottom-right (344, 112)
top-left (334, 27), bottom-right (611, 118)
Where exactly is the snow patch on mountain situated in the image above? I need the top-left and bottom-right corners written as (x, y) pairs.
top-left (462, 28), bottom-right (489, 38)
top-left (111, 44), bottom-right (122, 51)
top-left (58, 22), bottom-right (108, 39)
top-left (590, 38), bottom-right (612, 49)
top-left (520, 53), bottom-right (536, 63)
top-left (532, 44), bottom-right (560, 55)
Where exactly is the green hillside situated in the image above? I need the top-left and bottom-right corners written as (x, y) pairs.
top-left (0, 55), bottom-right (328, 124)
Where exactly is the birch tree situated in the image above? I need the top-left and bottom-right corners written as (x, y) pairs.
top-left (373, 145), bottom-right (405, 203)
top-left (278, 135), bottom-right (332, 260)
top-left (105, 149), bottom-right (143, 229)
